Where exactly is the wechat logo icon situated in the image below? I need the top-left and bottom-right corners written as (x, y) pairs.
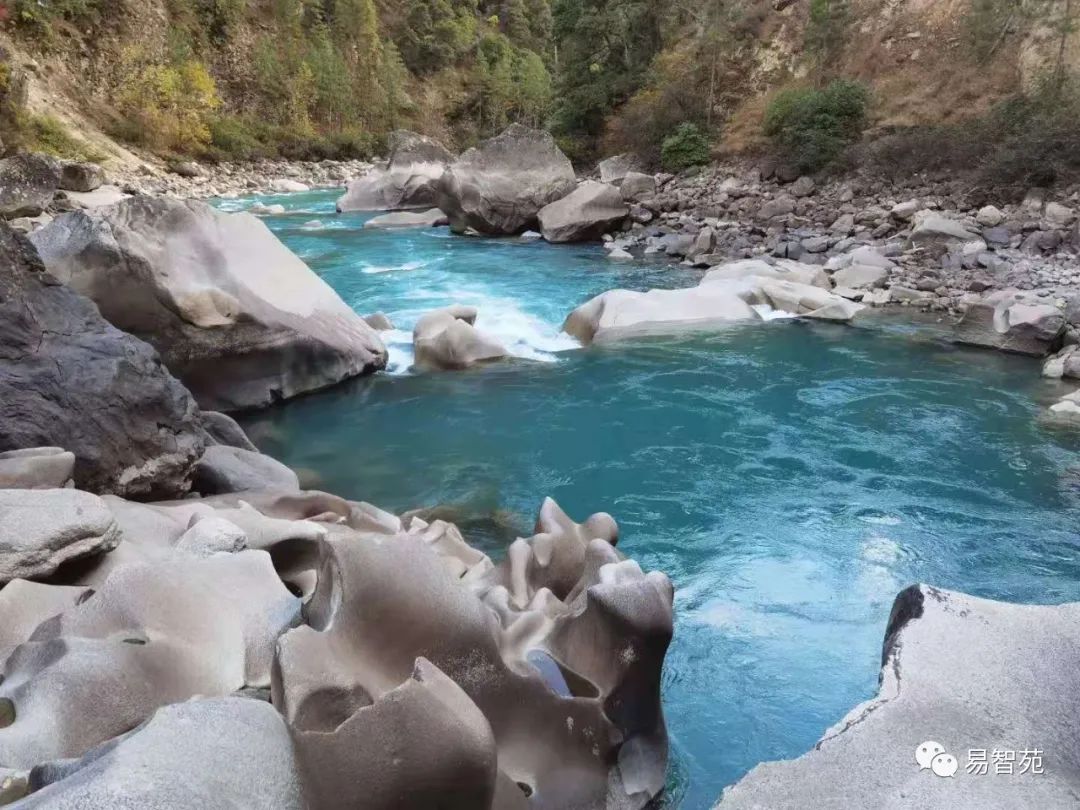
top-left (916, 741), bottom-right (958, 778)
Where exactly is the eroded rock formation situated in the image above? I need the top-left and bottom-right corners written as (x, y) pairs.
top-left (28, 196), bottom-right (388, 411)
top-left (0, 484), bottom-right (673, 810)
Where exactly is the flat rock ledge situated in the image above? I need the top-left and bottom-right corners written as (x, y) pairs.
top-left (715, 584), bottom-right (1080, 810)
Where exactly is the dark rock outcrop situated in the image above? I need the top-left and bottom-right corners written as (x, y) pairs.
top-left (0, 223), bottom-right (204, 498)
top-left (29, 196), bottom-right (388, 411)
top-left (437, 124), bottom-right (577, 235)
top-left (0, 154), bottom-right (59, 219)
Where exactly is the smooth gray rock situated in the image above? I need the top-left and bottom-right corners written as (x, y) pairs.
top-left (174, 517), bottom-right (248, 557)
top-left (0, 489), bottom-right (120, 584)
top-left (833, 264), bottom-right (888, 290)
top-left (363, 208), bottom-right (448, 229)
top-left (0, 154), bottom-right (59, 219)
top-left (194, 446), bottom-right (300, 495)
top-left (910, 214), bottom-right (980, 250)
top-left (0, 223), bottom-right (204, 498)
top-left (29, 196), bottom-right (387, 411)
top-left (198, 411), bottom-right (258, 453)
top-left (716, 584), bottom-right (1080, 810)
top-left (0, 580), bottom-right (91, 664)
top-left (364, 312), bottom-right (395, 331)
top-left (337, 131), bottom-right (453, 213)
top-left (412, 306), bottom-right (509, 371)
top-left (0, 448), bottom-right (75, 490)
top-left (620, 172), bottom-right (657, 202)
top-left (538, 181), bottom-right (628, 243)
top-left (437, 124), bottom-right (577, 235)
top-left (18, 698), bottom-right (304, 809)
top-left (598, 154), bottom-right (642, 184)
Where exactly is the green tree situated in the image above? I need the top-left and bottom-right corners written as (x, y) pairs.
top-left (397, 0), bottom-right (479, 74)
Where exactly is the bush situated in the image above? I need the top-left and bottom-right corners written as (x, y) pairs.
top-left (763, 79), bottom-right (869, 174)
top-left (660, 123), bottom-right (711, 172)
top-left (23, 113), bottom-right (107, 162)
top-left (209, 115), bottom-right (269, 161)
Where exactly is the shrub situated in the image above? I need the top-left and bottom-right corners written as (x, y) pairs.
top-left (209, 115), bottom-right (269, 161)
top-left (660, 123), bottom-right (711, 172)
top-left (763, 79), bottom-right (869, 174)
top-left (23, 113), bottom-right (107, 162)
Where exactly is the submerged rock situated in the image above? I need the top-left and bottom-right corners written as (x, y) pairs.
top-left (412, 305), bottom-right (509, 371)
top-left (0, 223), bottom-right (204, 498)
top-left (29, 196), bottom-right (388, 411)
top-left (437, 124), bottom-right (577, 235)
top-left (538, 181), bottom-right (628, 243)
top-left (337, 131), bottom-right (454, 213)
top-left (0, 489), bottom-right (120, 584)
top-left (716, 584), bottom-right (1080, 809)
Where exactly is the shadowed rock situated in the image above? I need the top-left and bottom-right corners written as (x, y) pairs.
top-left (0, 223), bottom-right (204, 498)
top-left (538, 181), bottom-right (628, 243)
top-left (716, 585), bottom-right (1080, 809)
top-left (28, 196), bottom-right (387, 411)
top-left (437, 124), bottom-right (577, 235)
top-left (337, 131), bottom-right (454, 213)
top-left (413, 305), bottom-right (509, 371)
top-left (0, 580), bottom-right (91, 665)
top-left (0, 489), bottom-right (120, 584)
top-left (193, 446), bottom-right (300, 495)
top-left (18, 698), bottom-right (304, 809)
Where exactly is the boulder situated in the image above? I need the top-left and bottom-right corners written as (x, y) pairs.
top-left (564, 272), bottom-right (862, 344)
top-left (890, 199), bottom-right (920, 221)
top-left (598, 153), bottom-right (642, 184)
top-left (29, 196), bottom-right (387, 411)
top-left (954, 291), bottom-right (1065, 356)
top-left (437, 124), bottom-right (577, 235)
top-left (18, 698), bottom-right (304, 810)
top-left (0, 489), bottom-right (120, 584)
top-left (58, 162), bottom-right (104, 194)
top-left (198, 410), bottom-right (258, 452)
top-left (538, 181), bottom-right (628, 243)
top-left (0, 580), bottom-right (91, 664)
top-left (0, 223), bottom-right (204, 498)
top-left (790, 176), bottom-right (815, 198)
top-left (270, 179), bottom-right (309, 194)
top-left (703, 259), bottom-right (830, 290)
top-left (337, 131), bottom-right (454, 213)
top-left (758, 196), bottom-right (796, 220)
top-left (910, 214), bottom-right (981, 251)
top-left (0, 154), bottom-right (60, 219)
top-left (833, 264), bottom-right (888, 290)
top-left (716, 585), bottom-right (1080, 810)
top-left (0, 448), bottom-right (75, 490)
top-left (193, 446), bottom-right (301, 495)
top-left (412, 306), bottom-right (509, 371)
top-left (1044, 201), bottom-right (1075, 228)
top-left (363, 208), bottom-right (449, 229)
top-left (620, 172), bottom-right (657, 202)
top-left (364, 312), bottom-right (395, 331)
top-left (976, 205), bottom-right (1005, 227)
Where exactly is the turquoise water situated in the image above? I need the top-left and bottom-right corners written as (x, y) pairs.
top-left (231, 191), bottom-right (1080, 809)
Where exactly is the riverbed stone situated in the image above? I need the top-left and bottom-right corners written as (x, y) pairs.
top-left (833, 264), bottom-right (888, 289)
top-left (59, 163), bottom-right (104, 194)
top-left (0, 489), bottom-right (120, 583)
top-left (954, 292), bottom-right (1065, 356)
top-left (29, 196), bottom-right (387, 411)
top-left (363, 209), bottom-right (449, 229)
top-left (0, 448), bottom-right (75, 490)
top-left (716, 584), bottom-right (1080, 810)
top-left (538, 181), bottom-right (628, 243)
top-left (437, 124), bottom-right (577, 235)
top-left (337, 131), bottom-right (454, 213)
top-left (194, 446), bottom-right (300, 495)
top-left (412, 306), bottom-right (509, 371)
top-left (620, 172), bottom-right (657, 202)
top-left (0, 223), bottom-right (204, 498)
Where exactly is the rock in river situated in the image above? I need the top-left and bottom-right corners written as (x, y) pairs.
top-left (953, 290), bottom-right (1065, 356)
top-left (337, 130), bottom-right (454, 213)
top-left (437, 124), bottom-right (577, 235)
top-left (29, 196), bottom-right (388, 411)
top-left (538, 181), bottom-right (628, 243)
top-left (0, 223), bottom-right (204, 498)
top-left (716, 584), bottom-right (1080, 810)
top-left (412, 306), bottom-right (509, 371)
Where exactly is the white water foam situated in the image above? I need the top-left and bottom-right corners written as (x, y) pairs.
top-left (751, 304), bottom-right (798, 322)
top-left (361, 260), bottom-right (428, 275)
